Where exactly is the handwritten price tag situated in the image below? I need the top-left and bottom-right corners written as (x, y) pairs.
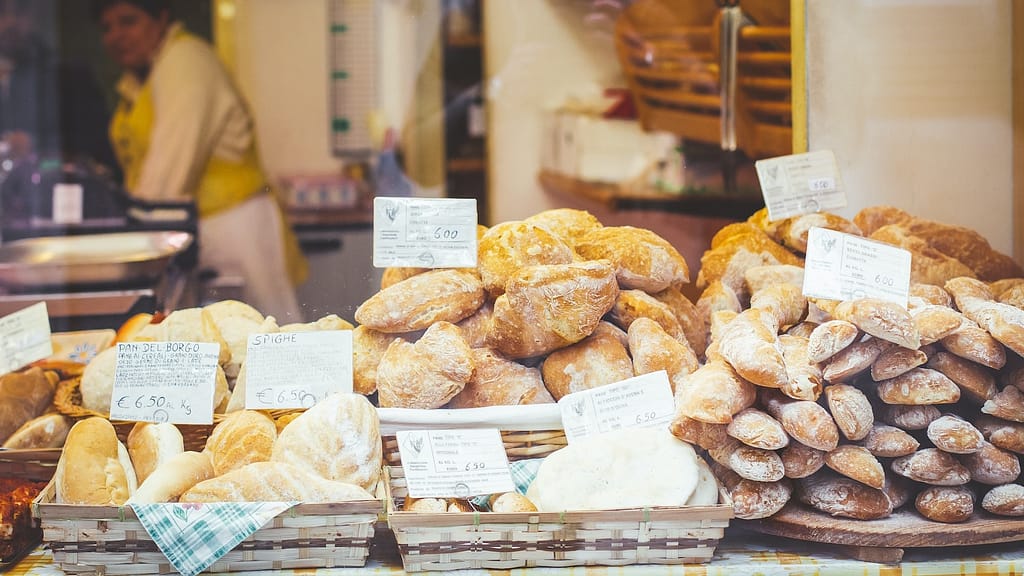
top-left (396, 429), bottom-right (514, 498)
top-left (755, 150), bottom-right (847, 221)
top-left (558, 370), bottom-right (675, 443)
top-left (802, 227), bottom-right (911, 306)
top-left (108, 342), bottom-right (219, 425)
top-left (0, 302), bottom-right (53, 376)
top-left (372, 197), bottom-right (478, 268)
top-left (244, 331), bottom-right (352, 409)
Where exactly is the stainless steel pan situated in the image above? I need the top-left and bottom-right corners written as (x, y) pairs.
top-left (0, 231), bottom-right (193, 289)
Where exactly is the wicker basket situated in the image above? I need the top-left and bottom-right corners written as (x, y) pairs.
top-left (32, 480), bottom-right (384, 575)
top-left (1, 449), bottom-right (60, 568)
top-left (387, 464), bottom-right (732, 572)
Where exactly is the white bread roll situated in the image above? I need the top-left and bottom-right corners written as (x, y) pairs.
top-left (270, 393), bottom-right (382, 492)
top-left (204, 300), bottom-right (277, 377)
top-left (80, 346), bottom-right (119, 414)
top-left (204, 410), bottom-right (276, 476)
top-left (179, 462), bottom-right (373, 503)
top-left (526, 427), bottom-right (700, 511)
top-left (2, 413), bottom-right (71, 449)
top-left (133, 307), bottom-right (231, 366)
top-left (56, 417), bottom-right (133, 505)
top-left (127, 422), bottom-right (184, 484)
top-left (131, 451), bottom-right (215, 504)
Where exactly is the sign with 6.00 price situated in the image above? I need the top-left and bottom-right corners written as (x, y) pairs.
top-left (108, 342), bottom-right (219, 425)
top-left (372, 197), bottom-right (478, 268)
top-left (802, 227), bottom-right (911, 306)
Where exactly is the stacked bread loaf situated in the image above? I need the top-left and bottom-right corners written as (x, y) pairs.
top-left (673, 206), bottom-right (1024, 522)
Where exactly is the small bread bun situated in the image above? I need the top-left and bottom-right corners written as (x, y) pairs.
top-left (56, 417), bottom-right (132, 505)
top-left (981, 484), bottom-right (1024, 516)
top-left (204, 410), bottom-right (277, 476)
top-left (127, 422), bottom-right (184, 484)
top-left (490, 492), bottom-right (538, 512)
top-left (915, 486), bottom-right (974, 523)
top-left (2, 413), bottom-right (71, 449)
top-left (130, 451), bottom-right (215, 504)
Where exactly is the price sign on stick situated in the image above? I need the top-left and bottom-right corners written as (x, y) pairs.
top-left (558, 370), bottom-right (675, 443)
top-left (372, 197), bottom-right (478, 268)
top-left (755, 150), bottom-right (847, 221)
top-left (244, 331), bottom-right (353, 409)
top-left (397, 429), bottom-right (514, 498)
top-left (802, 227), bottom-right (912, 306)
top-left (0, 302), bottom-right (53, 375)
top-left (109, 342), bottom-right (219, 424)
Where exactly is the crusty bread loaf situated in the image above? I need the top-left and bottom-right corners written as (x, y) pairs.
top-left (871, 346), bottom-right (927, 381)
top-left (906, 220), bottom-right (1023, 281)
top-left (710, 221), bottom-right (766, 249)
top-left (910, 305), bottom-right (963, 345)
top-left (487, 260), bottom-right (619, 359)
top-left (749, 283), bottom-right (807, 333)
top-left (540, 328), bottom-right (634, 401)
top-left (204, 410), bottom-right (276, 476)
top-left (891, 448), bottom-right (971, 486)
top-left (180, 462), bottom-right (373, 503)
top-left (981, 386), bottom-right (1024, 423)
top-left (448, 348), bottom-right (552, 408)
top-left (130, 451), bottom-right (214, 504)
top-left (909, 283), bottom-right (953, 308)
top-left (696, 281), bottom-right (742, 339)
top-left (880, 404), bottom-right (941, 430)
top-left (279, 314), bottom-right (354, 334)
top-left (717, 309), bottom-right (788, 389)
top-left (628, 317), bottom-right (699, 392)
top-left (807, 321), bottom-right (859, 364)
top-left (824, 384), bottom-right (873, 441)
top-left (915, 486), bottom-right (974, 523)
top-left (976, 415), bottom-right (1024, 454)
top-left (941, 322), bottom-right (1007, 370)
top-left (797, 471), bottom-right (892, 520)
top-left (454, 300), bottom-right (493, 349)
top-left (80, 346), bottom-right (119, 414)
top-left (869, 225), bottom-right (975, 286)
top-left (778, 335), bottom-right (822, 401)
top-left (982, 484), bottom-right (1024, 516)
top-left (354, 269), bottom-right (484, 333)
top-left (134, 307), bottom-right (232, 366)
top-left (833, 299), bottom-right (920, 350)
top-left (490, 492), bottom-right (539, 512)
top-left (575, 226), bottom-right (690, 292)
top-left (352, 325), bottom-right (398, 396)
top-left (823, 337), bottom-right (887, 383)
top-left (727, 408), bottom-right (788, 450)
top-left (674, 360), bottom-right (756, 424)
top-left (862, 424), bottom-right (920, 458)
top-left (780, 441), bottom-right (826, 479)
top-left (651, 287), bottom-right (707, 356)
top-left (925, 351), bottom-right (997, 403)
top-left (56, 417), bottom-right (132, 505)
top-left (744, 265), bottom-right (805, 297)
top-left (853, 205), bottom-right (915, 236)
top-left (926, 415), bottom-right (984, 454)
top-left (876, 368), bottom-right (961, 405)
top-left (824, 445), bottom-right (884, 489)
top-left (777, 212), bottom-right (862, 254)
top-left (999, 284), bottom-right (1024, 309)
top-left (380, 267), bottom-right (429, 290)
top-left (127, 422), bottom-right (184, 484)
top-left (202, 300), bottom-right (270, 376)
top-left (959, 442), bottom-right (1021, 485)
top-left (270, 393), bottom-right (382, 492)
top-left (723, 442), bottom-right (785, 482)
top-left (711, 461), bottom-right (792, 519)
top-left (786, 321), bottom-right (819, 339)
top-left (609, 289), bottom-right (686, 341)
top-left (377, 322), bottom-right (474, 409)
top-left (697, 230), bottom-right (802, 298)
top-left (669, 414), bottom-right (729, 451)
top-left (522, 208), bottom-right (602, 247)
top-left (762, 390), bottom-right (839, 452)
top-left (478, 221), bottom-right (576, 297)
top-left (1, 412), bottom-right (70, 449)
top-left (956, 297), bottom-right (1024, 358)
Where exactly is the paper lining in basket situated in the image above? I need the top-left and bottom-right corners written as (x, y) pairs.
top-left (376, 404), bottom-right (562, 435)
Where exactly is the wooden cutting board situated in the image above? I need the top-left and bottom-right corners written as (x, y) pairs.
top-left (739, 503), bottom-right (1024, 563)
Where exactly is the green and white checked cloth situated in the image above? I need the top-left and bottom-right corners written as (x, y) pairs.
top-left (471, 458), bottom-right (542, 509)
top-left (131, 501), bottom-right (297, 576)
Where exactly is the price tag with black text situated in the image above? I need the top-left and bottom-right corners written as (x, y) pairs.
top-left (802, 227), bottom-right (911, 306)
top-left (756, 150), bottom-right (847, 221)
top-left (558, 370), bottom-right (675, 443)
top-left (372, 197), bottom-right (478, 268)
top-left (0, 302), bottom-right (52, 375)
top-left (109, 342), bottom-right (220, 424)
top-left (396, 428), bottom-right (514, 498)
top-left (244, 331), bottom-right (352, 409)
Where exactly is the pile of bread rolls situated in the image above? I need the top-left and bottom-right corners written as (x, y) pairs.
top-left (0, 368), bottom-right (72, 450)
top-left (673, 205), bottom-right (1024, 523)
top-left (54, 392), bottom-right (382, 505)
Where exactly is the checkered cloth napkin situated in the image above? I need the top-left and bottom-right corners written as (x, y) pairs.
top-left (131, 501), bottom-right (297, 576)
top-left (471, 458), bottom-right (543, 509)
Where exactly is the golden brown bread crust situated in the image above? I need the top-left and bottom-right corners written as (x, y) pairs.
top-left (380, 267), bottom-right (429, 290)
top-left (862, 424), bottom-right (920, 458)
top-left (879, 404), bottom-right (941, 431)
top-left (926, 415), bottom-right (984, 454)
top-left (727, 408), bottom-right (789, 450)
top-left (204, 410), bottom-right (276, 476)
top-left (876, 368), bottom-right (962, 405)
top-left (455, 301), bottom-right (493, 349)
top-left (976, 415), bottom-right (1024, 454)
top-left (711, 461), bottom-right (792, 520)
top-left (669, 414), bottom-right (730, 451)
top-left (710, 222), bottom-right (767, 250)
top-left (57, 417), bottom-right (131, 505)
top-left (833, 299), bottom-right (921, 350)
top-left (981, 386), bottom-right (1024, 423)
top-left (744, 264), bottom-right (805, 295)
top-left (909, 283), bottom-right (953, 307)
top-left (776, 212), bottom-right (863, 254)
top-left (915, 486), bottom-right (974, 523)
top-left (824, 445), bottom-right (885, 489)
top-left (355, 269), bottom-right (485, 333)
top-left (955, 297), bottom-right (1024, 357)
top-left (697, 237), bottom-right (803, 300)
top-left (911, 305), bottom-right (964, 345)
top-left (724, 442), bottom-right (786, 482)
top-left (925, 351), bottom-right (997, 403)
top-left (749, 283), bottom-right (807, 332)
top-left (941, 323), bottom-right (1007, 370)
top-left (982, 484), bottom-right (1024, 516)
top-left (807, 320), bottom-right (859, 364)
top-left (609, 289), bottom-right (686, 341)
top-left (486, 260), bottom-right (619, 359)
top-left (448, 348), bottom-right (552, 408)
top-left (477, 221), bottom-right (576, 297)
top-left (0, 368), bottom-right (58, 444)
top-left (780, 441), bottom-right (826, 479)
top-left (716, 309), bottom-right (789, 389)
top-left (891, 448), bottom-right (971, 486)
top-left (696, 281), bottom-right (742, 345)
top-left (998, 283), bottom-right (1024, 309)
top-left (870, 346), bottom-right (927, 381)
top-left (522, 208), bottom-right (603, 247)
top-left (1, 412), bottom-right (70, 450)
top-left (907, 220), bottom-right (1024, 281)
top-left (628, 317), bottom-right (699, 392)
top-left (540, 329), bottom-right (634, 401)
top-left (352, 325), bottom-right (397, 396)
top-left (823, 337), bottom-right (887, 383)
top-left (675, 360), bottom-right (757, 424)
top-left (575, 226), bottom-right (690, 292)
top-left (824, 384), bottom-right (873, 442)
top-left (959, 442), bottom-right (1021, 485)
top-left (762, 390), bottom-right (839, 452)
top-left (797, 471), bottom-right (893, 520)
top-left (651, 287), bottom-right (707, 354)
top-left (853, 205), bottom-right (915, 236)
top-left (786, 321), bottom-right (819, 339)
top-left (377, 322), bottom-right (474, 409)
top-left (869, 225), bottom-right (976, 286)
top-left (779, 335), bottom-right (822, 401)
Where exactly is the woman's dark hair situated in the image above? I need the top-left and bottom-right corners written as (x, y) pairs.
top-left (91, 0), bottom-right (170, 21)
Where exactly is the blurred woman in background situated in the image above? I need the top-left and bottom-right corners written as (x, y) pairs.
top-left (94, 0), bottom-right (307, 321)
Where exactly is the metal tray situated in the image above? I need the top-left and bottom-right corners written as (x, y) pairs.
top-left (0, 231), bottom-right (192, 289)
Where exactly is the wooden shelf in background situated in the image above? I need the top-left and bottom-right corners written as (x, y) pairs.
top-left (447, 157), bottom-right (487, 173)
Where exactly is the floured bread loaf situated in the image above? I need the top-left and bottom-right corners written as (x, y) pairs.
top-left (523, 208), bottom-right (602, 247)
top-left (526, 427), bottom-right (703, 511)
top-left (181, 462), bottom-right (373, 503)
top-left (355, 269), bottom-right (484, 333)
top-left (56, 417), bottom-right (133, 505)
top-left (271, 393), bottom-right (382, 492)
top-left (134, 307), bottom-right (231, 366)
top-left (448, 348), bottom-right (553, 408)
top-left (377, 322), bottom-right (474, 409)
top-left (541, 328), bottom-right (634, 401)
top-left (575, 226), bottom-right (690, 292)
top-left (477, 221), bottom-right (576, 297)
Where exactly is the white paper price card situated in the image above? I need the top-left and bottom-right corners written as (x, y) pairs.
top-left (373, 197), bottom-right (478, 268)
top-left (396, 429), bottom-right (514, 498)
top-left (755, 150), bottom-right (847, 221)
top-left (244, 331), bottom-right (353, 409)
top-left (52, 183), bottom-right (84, 224)
top-left (558, 370), bottom-right (675, 443)
top-left (803, 227), bottom-right (912, 306)
top-left (109, 342), bottom-right (220, 425)
top-left (0, 302), bottom-right (53, 375)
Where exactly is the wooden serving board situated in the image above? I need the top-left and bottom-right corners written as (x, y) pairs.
top-left (739, 503), bottom-right (1024, 563)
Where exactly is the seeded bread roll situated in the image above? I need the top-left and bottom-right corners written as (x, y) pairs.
top-left (377, 322), bottom-right (474, 409)
top-left (797, 471), bottom-right (893, 520)
top-left (862, 424), bottom-right (920, 458)
top-left (716, 308), bottom-right (788, 389)
top-left (915, 486), bottom-right (975, 523)
top-left (892, 448), bottom-right (971, 486)
top-left (780, 441), bottom-right (826, 479)
top-left (880, 404), bottom-right (942, 430)
top-left (354, 269), bottom-right (484, 333)
top-left (824, 445), bottom-right (885, 489)
top-left (674, 360), bottom-right (756, 424)
top-left (960, 442), bottom-right (1021, 485)
top-left (981, 386), bottom-right (1024, 423)
top-left (575, 226), bottom-right (690, 293)
top-left (941, 323), bottom-right (1007, 370)
top-left (609, 289), bottom-right (686, 341)
top-left (807, 320), bottom-right (859, 364)
top-left (982, 484), bottom-right (1024, 516)
top-left (540, 328), bottom-right (634, 401)
top-left (976, 415), bottom-right (1024, 454)
top-left (711, 462), bottom-right (792, 520)
top-left (761, 390), bottom-right (839, 452)
top-left (911, 305), bottom-right (963, 345)
top-left (925, 351), bottom-right (997, 403)
top-left (823, 337), bottom-right (887, 383)
top-left (628, 318), bottom-right (699, 392)
top-left (876, 368), bottom-right (961, 405)
top-left (477, 221), bottom-right (576, 297)
top-left (727, 408), bottom-right (788, 450)
top-left (779, 335), bottom-right (823, 401)
top-left (871, 346), bottom-right (928, 381)
top-left (833, 298), bottom-right (921, 350)
top-left (927, 415), bottom-right (985, 454)
top-left (824, 384), bottom-right (873, 441)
